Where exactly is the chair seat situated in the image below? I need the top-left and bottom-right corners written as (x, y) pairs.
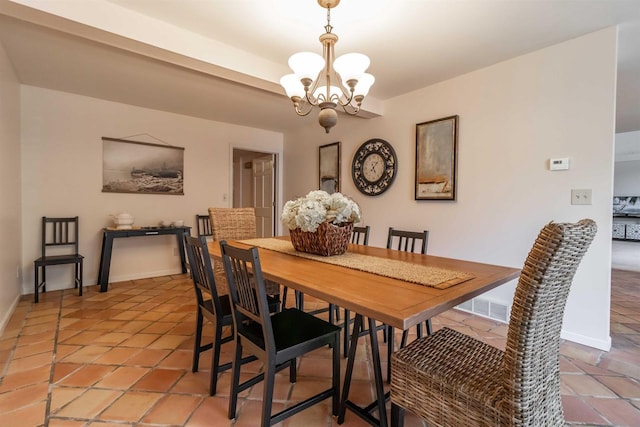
top-left (243, 308), bottom-right (341, 353)
top-left (201, 295), bottom-right (233, 324)
top-left (202, 293), bottom-right (279, 325)
top-left (34, 254), bottom-right (84, 266)
top-left (391, 327), bottom-right (506, 424)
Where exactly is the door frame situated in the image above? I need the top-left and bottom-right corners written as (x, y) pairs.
top-left (230, 146), bottom-right (281, 237)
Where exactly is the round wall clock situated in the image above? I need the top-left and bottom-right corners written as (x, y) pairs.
top-left (351, 138), bottom-right (397, 196)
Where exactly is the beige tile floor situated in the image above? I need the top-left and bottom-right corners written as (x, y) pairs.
top-left (0, 269), bottom-right (639, 426)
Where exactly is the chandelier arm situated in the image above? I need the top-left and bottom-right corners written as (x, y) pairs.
top-left (338, 102), bottom-right (360, 116)
top-left (304, 70), bottom-right (323, 106)
top-left (293, 101), bottom-right (315, 117)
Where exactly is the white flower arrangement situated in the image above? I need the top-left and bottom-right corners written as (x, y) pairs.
top-left (282, 190), bottom-right (361, 233)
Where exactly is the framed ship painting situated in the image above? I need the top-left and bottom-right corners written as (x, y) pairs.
top-left (102, 137), bottom-right (184, 195)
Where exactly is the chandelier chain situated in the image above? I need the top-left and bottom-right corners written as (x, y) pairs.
top-left (325, 5), bottom-right (333, 34)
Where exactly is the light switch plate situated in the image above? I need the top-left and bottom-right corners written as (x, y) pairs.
top-left (571, 189), bottom-right (592, 205)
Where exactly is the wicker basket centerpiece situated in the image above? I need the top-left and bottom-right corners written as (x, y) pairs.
top-left (290, 221), bottom-right (354, 256)
top-left (282, 190), bottom-right (361, 257)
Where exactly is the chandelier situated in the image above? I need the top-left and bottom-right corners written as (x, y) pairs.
top-left (280, 0), bottom-right (374, 133)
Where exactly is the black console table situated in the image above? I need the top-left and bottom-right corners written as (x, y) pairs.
top-left (97, 226), bottom-right (191, 292)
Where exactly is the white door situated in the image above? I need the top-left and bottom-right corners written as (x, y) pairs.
top-left (252, 155), bottom-right (275, 237)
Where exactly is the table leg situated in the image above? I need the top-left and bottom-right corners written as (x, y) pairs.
top-left (98, 233), bottom-right (114, 292)
top-left (177, 229), bottom-right (189, 274)
top-left (338, 314), bottom-right (388, 427)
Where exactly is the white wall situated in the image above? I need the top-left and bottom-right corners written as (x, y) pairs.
top-left (614, 131), bottom-right (640, 195)
top-left (0, 41), bottom-right (22, 333)
top-left (20, 87), bottom-right (283, 292)
top-left (283, 28), bottom-right (617, 350)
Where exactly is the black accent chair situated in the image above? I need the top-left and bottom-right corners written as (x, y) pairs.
top-left (387, 227), bottom-right (429, 254)
top-left (386, 227), bottom-right (432, 351)
top-left (220, 240), bottom-right (341, 427)
top-left (341, 225), bottom-right (373, 356)
top-left (33, 216), bottom-right (84, 303)
top-left (351, 225), bottom-right (370, 245)
top-left (184, 235), bottom-right (279, 395)
top-left (195, 214), bottom-right (212, 237)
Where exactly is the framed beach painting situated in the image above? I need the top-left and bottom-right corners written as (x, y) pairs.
top-left (102, 137), bottom-right (184, 195)
top-left (415, 116), bottom-right (459, 200)
top-left (319, 141), bottom-right (341, 194)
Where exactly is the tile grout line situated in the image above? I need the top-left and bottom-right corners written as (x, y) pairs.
top-left (43, 289), bottom-right (66, 427)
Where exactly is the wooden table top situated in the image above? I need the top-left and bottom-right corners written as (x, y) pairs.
top-left (207, 238), bottom-right (520, 330)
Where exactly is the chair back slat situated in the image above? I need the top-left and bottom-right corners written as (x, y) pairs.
top-left (220, 240), bottom-right (275, 352)
top-left (502, 219), bottom-right (596, 423)
top-left (184, 235), bottom-right (224, 315)
top-left (351, 225), bottom-right (370, 245)
top-left (386, 227), bottom-right (429, 254)
top-left (42, 217), bottom-right (79, 255)
top-left (196, 214), bottom-right (213, 237)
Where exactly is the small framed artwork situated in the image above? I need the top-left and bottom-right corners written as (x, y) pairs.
top-left (319, 141), bottom-right (341, 194)
top-left (102, 137), bottom-right (184, 195)
top-left (415, 115), bottom-right (459, 200)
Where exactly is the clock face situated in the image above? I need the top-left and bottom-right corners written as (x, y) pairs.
top-left (352, 139), bottom-right (397, 196)
top-left (362, 153), bottom-right (385, 182)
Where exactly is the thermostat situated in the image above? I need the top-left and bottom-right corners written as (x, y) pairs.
top-left (549, 157), bottom-right (569, 171)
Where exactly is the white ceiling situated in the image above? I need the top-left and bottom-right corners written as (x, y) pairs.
top-left (1, 0), bottom-right (639, 134)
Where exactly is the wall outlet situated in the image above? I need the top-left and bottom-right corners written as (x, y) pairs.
top-left (16, 264), bottom-right (20, 279)
top-left (571, 189), bottom-right (592, 205)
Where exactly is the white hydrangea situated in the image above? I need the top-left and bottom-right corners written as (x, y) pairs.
top-left (281, 190), bottom-right (361, 232)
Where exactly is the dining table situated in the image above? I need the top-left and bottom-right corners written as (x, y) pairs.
top-left (207, 237), bottom-right (520, 427)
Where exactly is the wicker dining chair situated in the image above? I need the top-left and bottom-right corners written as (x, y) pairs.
top-left (208, 207), bottom-right (281, 300)
top-left (390, 219), bottom-right (597, 427)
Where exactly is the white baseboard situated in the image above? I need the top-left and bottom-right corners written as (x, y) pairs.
top-left (103, 269), bottom-right (183, 283)
top-left (0, 293), bottom-right (22, 336)
top-left (21, 268), bottom-right (184, 295)
top-left (561, 329), bottom-right (611, 351)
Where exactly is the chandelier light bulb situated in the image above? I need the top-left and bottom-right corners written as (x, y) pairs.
top-left (354, 73), bottom-right (375, 97)
top-left (288, 52), bottom-right (325, 82)
top-left (334, 53), bottom-right (370, 85)
top-left (280, 74), bottom-right (305, 99)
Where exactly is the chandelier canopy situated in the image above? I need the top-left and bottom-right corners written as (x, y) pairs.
top-left (280, 0), bottom-right (374, 133)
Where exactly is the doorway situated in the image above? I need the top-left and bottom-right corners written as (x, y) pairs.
top-left (232, 149), bottom-right (277, 237)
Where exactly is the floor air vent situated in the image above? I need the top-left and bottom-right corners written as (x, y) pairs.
top-left (456, 297), bottom-right (510, 323)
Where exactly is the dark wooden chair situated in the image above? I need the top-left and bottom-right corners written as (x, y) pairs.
top-left (33, 216), bottom-right (84, 303)
top-left (341, 225), bottom-right (372, 356)
top-left (195, 214), bottom-right (212, 237)
top-left (220, 240), bottom-right (341, 427)
top-left (390, 219), bottom-right (597, 427)
top-left (184, 235), bottom-right (279, 396)
top-left (386, 227), bottom-right (432, 346)
top-left (387, 227), bottom-right (429, 254)
top-left (351, 225), bottom-right (370, 245)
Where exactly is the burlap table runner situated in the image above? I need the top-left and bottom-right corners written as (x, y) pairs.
top-left (240, 238), bottom-right (474, 290)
